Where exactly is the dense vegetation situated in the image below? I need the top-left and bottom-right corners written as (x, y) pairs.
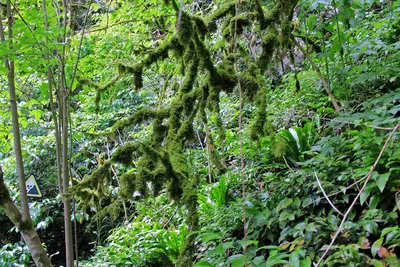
top-left (0, 0), bottom-right (399, 266)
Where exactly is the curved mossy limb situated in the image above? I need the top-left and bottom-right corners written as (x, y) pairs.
top-left (240, 74), bottom-right (260, 100)
top-left (117, 62), bottom-right (144, 90)
top-left (112, 142), bottom-right (138, 166)
top-left (73, 160), bottom-right (112, 206)
top-left (112, 108), bottom-right (169, 134)
top-left (204, 1), bottom-right (235, 25)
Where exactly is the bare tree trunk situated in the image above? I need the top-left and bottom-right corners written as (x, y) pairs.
top-left (60, 66), bottom-right (74, 267)
top-left (60, 1), bottom-right (74, 264)
top-left (0, 2), bottom-right (52, 265)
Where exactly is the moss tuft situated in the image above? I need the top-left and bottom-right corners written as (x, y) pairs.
top-left (119, 171), bottom-right (137, 199)
top-left (240, 74), bottom-right (260, 100)
top-left (264, 2), bottom-right (280, 28)
top-left (258, 31), bottom-right (278, 71)
top-left (112, 142), bottom-right (137, 165)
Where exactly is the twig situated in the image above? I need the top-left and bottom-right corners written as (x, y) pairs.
top-left (69, 1), bottom-right (92, 93)
top-left (316, 123), bottom-right (400, 266)
top-left (106, 143), bottom-right (129, 223)
top-left (282, 156), bottom-right (292, 170)
top-left (162, 207), bottom-right (179, 229)
top-left (314, 171), bottom-right (344, 216)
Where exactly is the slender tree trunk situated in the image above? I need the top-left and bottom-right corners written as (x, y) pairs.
top-left (42, 0), bottom-right (64, 197)
top-left (60, 66), bottom-right (74, 267)
top-left (0, 2), bottom-right (52, 266)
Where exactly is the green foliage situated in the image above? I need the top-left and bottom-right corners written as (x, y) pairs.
top-left (0, 242), bottom-right (33, 266)
top-left (274, 122), bottom-right (318, 166)
top-left (81, 221), bottom-right (186, 267)
top-left (2, 0), bottom-right (400, 266)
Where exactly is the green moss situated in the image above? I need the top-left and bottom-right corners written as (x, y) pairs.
top-left (177, 176), bottom-right (199, 266)
top-left (73, 160), bottom-right (112, 206)
top-left (204, 1), bottom-right (235, 24)
top-left (240, 74), bottom-right (260, 100)
top-left (250, 89), bottom-right (267, 140)
top-left (258, 31), bottom-right (278, 71)
top-left (280, 20), bottom-right (292, 46)
top-left (112, 142), bottom-right (137, 165)
top-left (226, 14), bottom-right (252, 39)
top-left (120, 171), bottom-right (137, 198)
top-left (96, 200), bottom-right (123, 220)
top-left (264, 2), bottom-right (280, 28)
top-left (177, 12), bottom-right (194, 44)
top-left (193, 16), bottom-right (208, 38)
top-left (112, 108), bottom-right (157, 133)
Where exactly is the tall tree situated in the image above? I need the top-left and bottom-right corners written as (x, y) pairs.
top-left (0, 1), bottom-right (52, 266)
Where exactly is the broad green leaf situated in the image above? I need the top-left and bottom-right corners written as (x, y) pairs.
top-left (194, 261), bottom-right (215, 267)
top-left (227, 254), bottom-right (246, 267)
top-left (198, 232), bottom-right (220, 242)
top-left (370, 259), bottom-right (384, 267)
top-left (376, 173), bottom-right (390, 192)
top-left (240, 239), bottom-right (258, 249)
top-left (29, 110), bottom-right (43, 122)
top-left (300, 258), bottom-right (312, 267)
top-left (360, 184), bottom-right (375, 205)
top-left (302, 197), bottom-right (313, 207)
top-left (289, 250), bottom-right (300, 267)
top-left (371, 238), bottom-right (383, 257)
top-left (381, 226), bottom-right (398, 241)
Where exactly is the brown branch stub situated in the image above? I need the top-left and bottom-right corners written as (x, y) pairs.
top-left (290, 35), bottom-right (341, 113)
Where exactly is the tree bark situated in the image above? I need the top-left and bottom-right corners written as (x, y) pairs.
top-left (0, 168), bottom-right (52, 267)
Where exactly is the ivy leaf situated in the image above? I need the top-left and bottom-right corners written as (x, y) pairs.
top-left (376, 173), bottom-right (390, 192)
